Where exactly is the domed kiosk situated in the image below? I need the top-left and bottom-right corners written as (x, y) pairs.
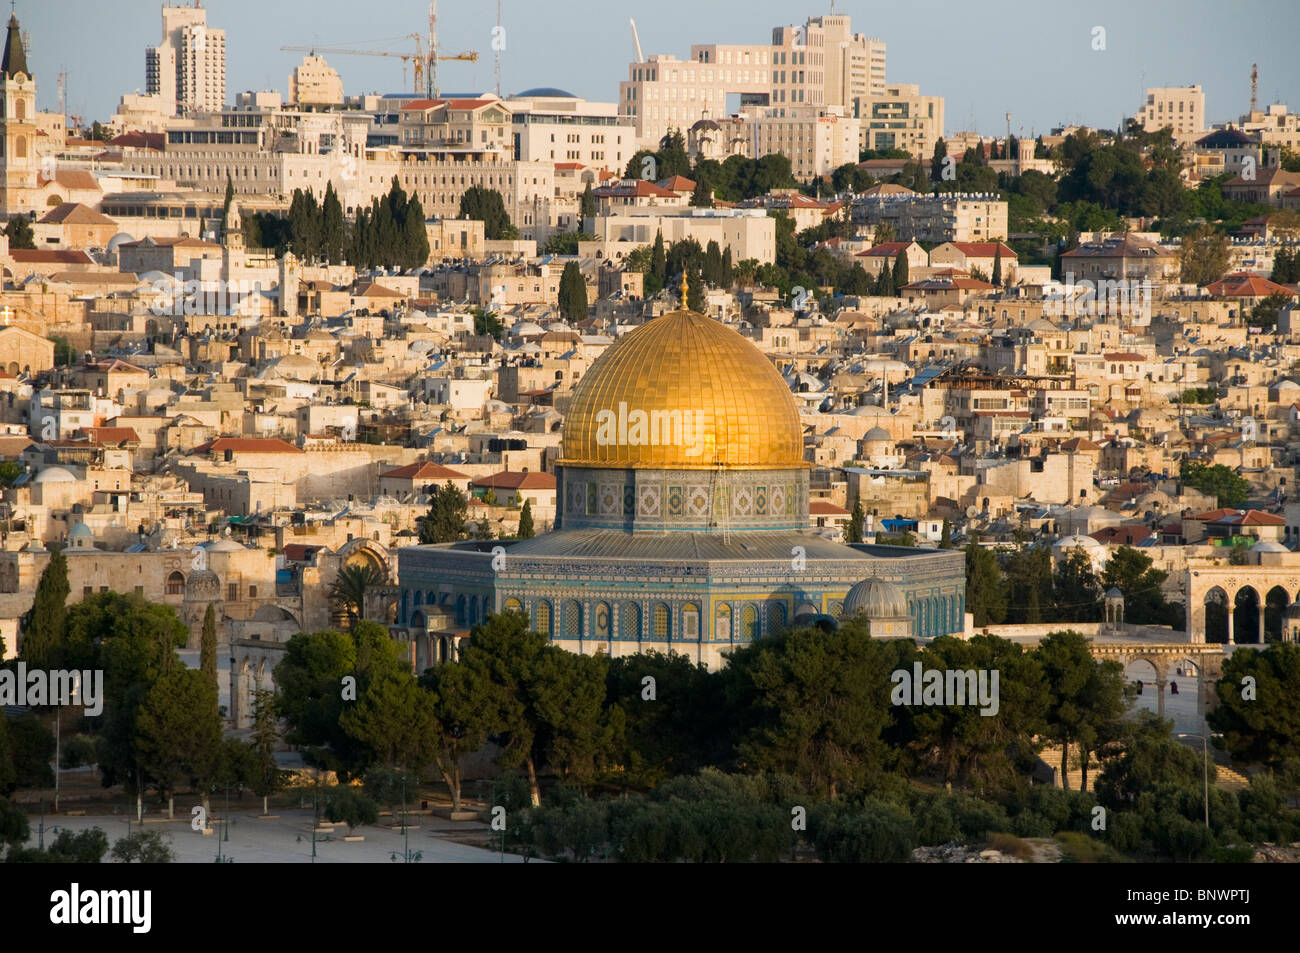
top-left (398, 284), bottom-right (966, 668)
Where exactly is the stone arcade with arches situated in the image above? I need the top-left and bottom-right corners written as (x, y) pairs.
top-left (1186, 541), bottom-right (1300, 645)
top-left (398, 296), bottom-right (967, 671)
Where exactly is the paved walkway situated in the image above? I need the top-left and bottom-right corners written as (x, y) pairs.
top-left (22, 809), bottom-right (530, 864)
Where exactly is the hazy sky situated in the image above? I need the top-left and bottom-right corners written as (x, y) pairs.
top-left (20, 0), bottom-right (1300, 136)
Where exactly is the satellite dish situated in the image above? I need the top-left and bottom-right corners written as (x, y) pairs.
top-left (966, 506), bottom-right (979, 518)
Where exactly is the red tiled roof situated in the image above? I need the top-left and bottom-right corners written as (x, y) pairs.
top-left (857, 241), bottom-right (910, 257)
top-left (945, 241), bottom-right (1017, 258)
top-left (79, 426), bottom-right (140, 445)
top-left (1205, 273), bottom-right (1296, 298)
top-left (282, 543), bottom-right (325, 562)
top-left (1104, 352), bottom-right (1146, 361)
top-left (9, 249), bottom-right (95, 265)
top-left (353, 282), bottom-right (405, 298)
top-left (472, 470), bottom-right (556, 490)
top-left (401, 98), bottom-right (500, 111)
top-left (110, 131), bottom-right (166, 151)
top-left (37, 202), bottom-right (116, 226)
top-left (380, 461), bottom-right (470, 481)
top-left (194, 437), bottom-right (303, 454)
top-left (593, 180), bottom-right (678, 199)
top-left (809, 500), bottom-right (850, 515)
top-left (657, 175), bottom-right (696, 191)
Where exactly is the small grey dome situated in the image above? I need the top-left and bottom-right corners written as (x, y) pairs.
top-left (844, 577), bottom-right (908, 619)
top-left (1251, 539), bottom-right (1289, 553)
top-left (1105, 587), bottom-right (1124, 599)
top-left (68, 523), bottom-right (94, 538)
top-left (863, 426), bottom-right (892, 442)
top-left (185, 568), bottom-right (220, 599)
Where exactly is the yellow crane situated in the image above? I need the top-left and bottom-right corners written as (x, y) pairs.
top-left (280, 38), bottom-right (478, 98)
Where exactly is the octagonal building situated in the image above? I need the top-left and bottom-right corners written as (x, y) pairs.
top-left (397, 302), bottom-right (966, 670)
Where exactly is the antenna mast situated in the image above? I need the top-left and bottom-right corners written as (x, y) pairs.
top-left (1250, 63), bottom-right (1258, 114)
top-left (494, 0), bottom-right (501, 98)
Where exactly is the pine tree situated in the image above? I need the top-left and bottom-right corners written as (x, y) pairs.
top-left (4, 215), bottom-right (36, 250)
top-left (419, 482), bottom-right (469, 544)
top-left (518, 499), bottom-right (535, 539)
top-left (20, 550), bottom-right (69, 668)
top-left (690, 179), bottom-right (713, 207)
top-left (201, 603), bottom-right (217, 688)
top-left (845, 498), bottom-right (865, 544)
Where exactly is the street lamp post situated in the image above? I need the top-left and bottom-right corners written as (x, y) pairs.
top-left (1180, 731), bottom-right (1212, 829)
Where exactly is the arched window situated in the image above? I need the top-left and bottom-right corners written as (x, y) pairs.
top-left (653, 603), bottom-right (670, 639)
top-left (503, 596), bottom-right (522, 612)
top-left (742, 604), bottom-right (759, 640)
top-left (562, 600), bottom-right (582, 637)
top-left (165, 571), bottom-right (184, 595)
top-left (620, 602), bottom-right (640, 639)
top-left (767, 600), bottom-right (787, 632)
top-left (682, 603), bottom-right (700, 638)
top-left (595, 602), bottom-right (611, 637)
top-left (535, 600), bottom-right (552, 636)
top-left (715, 603), bottom-right (732, 641)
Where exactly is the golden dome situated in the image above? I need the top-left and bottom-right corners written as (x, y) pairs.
top-left (559, 309), bottom-right (805, 470)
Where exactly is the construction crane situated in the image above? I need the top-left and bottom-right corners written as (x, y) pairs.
top-left (280, 38), bottom-right (477, 98)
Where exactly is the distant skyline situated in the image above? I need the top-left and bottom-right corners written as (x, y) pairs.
top-left (21, 0), bottom-right (1300, 138)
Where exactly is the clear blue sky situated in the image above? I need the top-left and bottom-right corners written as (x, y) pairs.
top-left (22, 0), bottom-right (1300, 137)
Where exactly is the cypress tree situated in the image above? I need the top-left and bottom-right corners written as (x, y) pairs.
top-left (518, 499), bottom-right (535, 539)
top-left (891, 248), bottom-right (909, 289)
top-left (649, 230), bottom-right (667, 293)
top-left (402, 194), bottom-right (431, 270)
top-left (322, 182), bottom-right (345, 264)
top-left (201, 603), bottom-right (217, 688)
top-left (21, 550), bottom-right (69, 668)
top-left (580, 181), bottom-right (597, 220)
top-left (846, 498), bottom-right (865, 544)
top-left (221, 173), bottom-right (235, 240)
top-left (721, 246), bottom-right (733, 287)
top-left (558, 261), bottom-right (588, 321)
top-left (704, 240), bottom-right (723, 286)
top-left (992, 245), bottom-right (1003, 287)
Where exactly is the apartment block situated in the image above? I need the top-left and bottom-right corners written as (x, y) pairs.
top-left (618, 13), bottom-right (885, 148)
top-left (288, 55), bottom-right (343, 107)
top-left (851, 191), bottom-right (1007, 242)
top-left (1135, 85), bottom-right (1204, 145)
top-left (859, 84), bottom-right (944, 159)
top-left (509, 90), bottom-right (637, 175)
top-left (750, 105), bottom-right (861, 181)
top-left (145, 3), bottom-right (227, 117)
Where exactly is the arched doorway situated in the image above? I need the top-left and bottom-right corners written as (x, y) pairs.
top-left (1265, 586), bottom-right (1289, 642)
top-left (1203, 588), bottom-right (1228, 644)
top-left (1233, 587), bottom-right (1261, 644)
